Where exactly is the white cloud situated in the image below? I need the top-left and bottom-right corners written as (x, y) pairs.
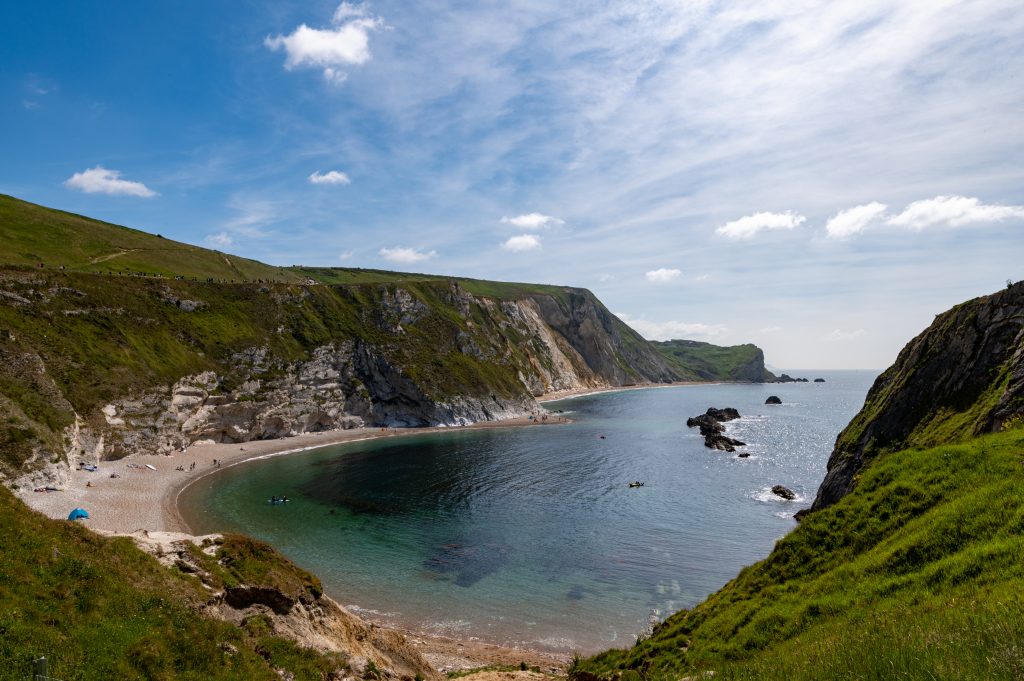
top-left (887, 195), bottom-right (1024, 231)
top-left (716, 211), bottom-right (805, 240)
top-left (265, 3), bottom-right (383, 84)
top-left (502, 234), bottom-right (542, 251)
top-left (759, 326), bottom-right (784, 333)
top-left (617, 312), bottom-right (726, 341)
top-left (64, 166), bottom-right (156, 197)
top-left (645, 268), bottom-right (681, 283)
top-left (205, 232), bottom-right (234, 249)
top-left (825, 202), bottom-right (889, 239)
top-left (379, 246), bottom-right (436, 263)
top-left (500, 213), bottom-right (565, 230)
top-left (309, 170), bottom-right (351, 185)
top-left (339, 250), bottom-right (354, 261)
top-left (826, 328), bottom-right (866, 341)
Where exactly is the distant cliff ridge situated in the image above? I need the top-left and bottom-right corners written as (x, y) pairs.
top-left (812, 281), bottom-right (1024, 510)
top-left (651, 339), bottom-right (775, 382)
top-left (0, 194), bottom-right (774, 481)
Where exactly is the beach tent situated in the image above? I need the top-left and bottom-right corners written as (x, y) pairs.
top-left (68, 508), bottom-right (90, 521)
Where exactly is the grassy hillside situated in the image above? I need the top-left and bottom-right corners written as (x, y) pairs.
top-left (650, 340), bottom-right (773, 382)
top-left (0, 195), bottom-right (771, 475)
top-left (573, 424), bottom-right (1024, 680)
top-left (0, 269), bottom-right (536, 473)
top-left (0, 194), bottom-right (303, 282)
top-left (0, 487), bottom-right (347, 680)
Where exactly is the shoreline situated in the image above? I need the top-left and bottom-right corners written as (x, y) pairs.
top-left (16, 381), bottom-right (704, 669)
top-left (536, 380), bottom-right (713, 403)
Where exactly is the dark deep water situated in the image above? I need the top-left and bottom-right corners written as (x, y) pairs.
top-left (181, 371), bottom-right (876, 652)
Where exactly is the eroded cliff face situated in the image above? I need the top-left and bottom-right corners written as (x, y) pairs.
top-left (811, 282), bottom-right (1024, 511)
top-left (0, 272), bottom-right (682, 475)
top-left (121, 530), bottom-right (440, 681)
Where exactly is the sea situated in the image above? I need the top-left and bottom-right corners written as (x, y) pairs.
top-left (179, 370), bottom-right (876, 653)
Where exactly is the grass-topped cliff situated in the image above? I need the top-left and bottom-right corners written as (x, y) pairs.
top-left (650, 340), bottom-right (774, 382)
top-left (573, 282), bottom-right (1024, 680)
top-left (0, 195), bottom-right (771, 479)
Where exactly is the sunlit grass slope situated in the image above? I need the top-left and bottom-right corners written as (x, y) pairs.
top-left (0, 194), bottom-right (302, 282)
top-left (0, 487), bottom-right (346, 681)
top-left (573, 425), bottom-right (1024, 680)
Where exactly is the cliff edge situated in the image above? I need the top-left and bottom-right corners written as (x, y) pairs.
top-left (811, 281), bottom-right (1024, 510)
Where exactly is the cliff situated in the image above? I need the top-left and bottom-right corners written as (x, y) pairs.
top-left (811, 280), bottom-right (1024, 510)
top-left (650, 340), bottom-right (774, 382)
top-left (574, 282), bottom-right (1024, 680)
top-left (0, 268), bottom-right (673, 478)
top-left (0, 194), bottom-right (768, 482)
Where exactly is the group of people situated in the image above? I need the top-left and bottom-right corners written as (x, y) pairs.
top-left (174, 462), bottom-right (198, 472)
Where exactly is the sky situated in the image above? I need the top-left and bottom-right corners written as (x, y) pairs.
top-left (2, 1), bottom-right (1023, 370)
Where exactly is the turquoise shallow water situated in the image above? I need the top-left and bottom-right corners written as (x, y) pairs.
top-left (180, 371), bottom-right (876, 652)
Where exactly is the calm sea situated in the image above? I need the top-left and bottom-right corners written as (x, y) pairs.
top-left (179, 371), bottom-right (876, 652)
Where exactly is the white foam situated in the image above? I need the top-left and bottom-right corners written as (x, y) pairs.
top-left (750, 487), bottom-right (805, 504)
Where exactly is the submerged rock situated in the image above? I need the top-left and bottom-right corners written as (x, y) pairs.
top-left (814, 378), bottom-right (826, 383)
top-left (765, 395), bottom-right (782, 405)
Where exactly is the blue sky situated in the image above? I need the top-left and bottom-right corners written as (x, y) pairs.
top-left (2, 1), bottom-right (1023, 369)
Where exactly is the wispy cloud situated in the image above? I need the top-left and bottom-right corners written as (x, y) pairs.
top-left (826, 328), bottom-right (866, 341)
top-left (338, 250), bottom-right (354, 261)
top-left (717, 211), bottom-right (805, 240)
top-left (645, 268), bottom-right (681, 283)
top-left (265, 2), bottom-right (383, 85)
top-left (205, 232), bottom-right (234, 249)
top-left (64, 167), bottom-right (156, 197)
top-left (825, 196), bottom-right (1024, 238)
top-left (501, 213), bottom-right (564, 230)
top-left (379, 246), bottom-right (436, 263)
top-left (617, 313), bottom-right (726, 341)
top-left (502, 234), bottom-right (541, 251)
top-left (309, 170), bottom-right (351, 185)
top-left (223, 197), bottom-right (277, 236)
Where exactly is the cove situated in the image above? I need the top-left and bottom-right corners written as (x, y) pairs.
top-left (179, 372), bottom-right (875, 652)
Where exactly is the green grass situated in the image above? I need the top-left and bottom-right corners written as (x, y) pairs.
top-left (0, 195), bottom-right (769, 477)
top-left (0, 487), bottom-right (348, 681)
top-left (574, 426), bottom-right (1024, 681)
top-left (0, 194), bottom-right (304, 282)
top-left (650, 340), bottom-right (772, 382)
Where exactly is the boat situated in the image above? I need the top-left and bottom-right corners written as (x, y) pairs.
top-left (628, 481), bottom-right (644, 488)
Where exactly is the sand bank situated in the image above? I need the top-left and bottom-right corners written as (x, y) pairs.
top-left (16, 414), bottom-right (578, 669)
top-left (18, 415), bottom-right (566, 534)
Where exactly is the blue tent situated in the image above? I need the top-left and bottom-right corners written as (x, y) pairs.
top-left (68, 508), bottom-right (89, 521)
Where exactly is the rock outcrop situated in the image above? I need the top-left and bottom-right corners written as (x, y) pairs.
top-left (771, 485), bottom-right (796, 500)
top-left (118, 530), bottom-right (439, 680)
top-left (687, 407), bottom-right (745, 452)
top-left (0, 270), bottom-right (690, 476)
top-left (765, 396), bottom-right (782, 405)
top-left (811, 282), bottom-right (1024, 511)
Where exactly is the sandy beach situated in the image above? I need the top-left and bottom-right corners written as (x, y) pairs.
top-left (17, 412), bottom-right (577, 672)
top-left (18, 415), bottom-right (570, 534)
